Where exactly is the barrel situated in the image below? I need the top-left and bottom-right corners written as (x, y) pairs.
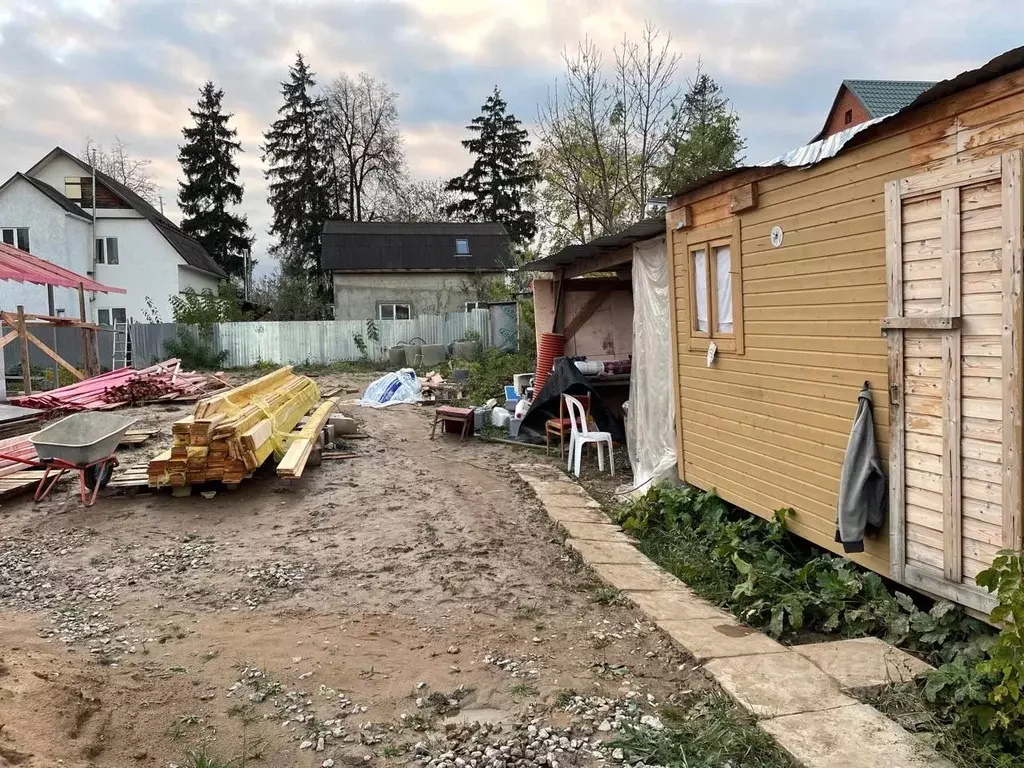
top-left (534, 332), bottom-right (565, 394)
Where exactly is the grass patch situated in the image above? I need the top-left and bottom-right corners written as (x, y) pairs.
top-left (613, 693), bottom-right (796, 768)
top-left (590, 585), bottom-right (628, 606)
top-left (508, 682), bottom-right (539, 698)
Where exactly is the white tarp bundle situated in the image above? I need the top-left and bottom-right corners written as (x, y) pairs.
top-left (623, 236), bottom-right (677, 495)
top-left (359, 368), bottom-right (422, 408)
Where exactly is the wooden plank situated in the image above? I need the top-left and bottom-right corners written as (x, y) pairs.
top-left (904, 564), bottom-right (997, 614)
top-left (16, 306), bottom-right (30, 396)
top-left (562, 289), bottom-right (611, 341)
top-left (941, 187), bottom-right (962, 317)
top-left (899, 156), bottom-right (1002, 198)
top-left (942, 328), bottom-right (962, 581)
top-left (885, 179), bottom-right (906, 580)
top-left (666, 227), bottom-right (686, 483)
top-left (880, 316), bottom-right (959, 331)
top-left (728, 182), bottom-right (758, 213)
top-left (1002, 149), bottom-right (1024, 549)
top-left (731, 216), bottom-right (745, 354)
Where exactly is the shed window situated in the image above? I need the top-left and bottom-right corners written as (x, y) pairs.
top-left (685, 220), bottom-right (744, 354)
top-left (1, 228), bottom-right (29, 252)
top-left (454, 238), bottom-right (471, 256)
top-left (379, 303), bottom-right (411, 320)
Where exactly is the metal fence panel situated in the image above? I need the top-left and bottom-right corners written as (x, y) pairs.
top-left (129, 310), bottom-right (495, 368)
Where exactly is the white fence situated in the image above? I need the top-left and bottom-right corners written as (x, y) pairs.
top-left (129, 310), bottom-right (493, 368)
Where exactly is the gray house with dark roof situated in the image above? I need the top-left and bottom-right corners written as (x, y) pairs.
top-left (321, 221), bottom-right (511, 321)
top-left (0, 147), bottom-right (226, 325)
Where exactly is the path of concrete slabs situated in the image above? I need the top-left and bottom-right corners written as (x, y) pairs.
top-left (511, 463), bottom-right (951, 768)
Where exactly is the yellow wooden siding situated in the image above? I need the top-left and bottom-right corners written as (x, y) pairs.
top-left (669, 69), bottom-right (1024, 581)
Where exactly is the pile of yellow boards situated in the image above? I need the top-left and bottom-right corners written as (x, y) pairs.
top-left (147, 366), bottom-right (334, 488)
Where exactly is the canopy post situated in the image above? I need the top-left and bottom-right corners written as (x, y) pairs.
top-left (17, 305), bottom-right (30, 396)
top-left (78, 283), bottom-right (94, 377)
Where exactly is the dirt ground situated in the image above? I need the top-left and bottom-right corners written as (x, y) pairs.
top-left (0, 373), bottom-right (700, 768)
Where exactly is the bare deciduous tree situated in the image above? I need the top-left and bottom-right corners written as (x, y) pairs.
top-left (378, 176), bottom-right (469, 222)
top-left (536, 22), bottom-right (681, 248)
top-left (81, 136), bottom-right (159, 204)
top-left (323, 72), bottom-right (405, 221)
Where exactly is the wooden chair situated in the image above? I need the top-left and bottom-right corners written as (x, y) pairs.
top-left (545, 393), bottom-right (590, 458)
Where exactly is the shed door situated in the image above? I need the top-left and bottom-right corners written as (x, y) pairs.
top-left (885, 151), bottom-right (1023, 612)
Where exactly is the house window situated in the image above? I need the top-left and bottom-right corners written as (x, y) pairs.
top-left (97, 308), bottom-right (127, 327)
top-left (686, 221), bottom-right (744, 354)
top-left (454, 238), bottom-right (471, 256)
top-left (844, 109), bottom-right (853, 125)
top-left (1, 228), bottom-right (30, 252)
top-left (65, 177), bottom-right (83, 201)
top-left (465, 301), bottom-right (487, 312)
top-left (95, 237), bottom-right (119, 265)
top-left (378, 303), bottom-right (411, 320)
top-left (55, 308), bottom-right (66, 318)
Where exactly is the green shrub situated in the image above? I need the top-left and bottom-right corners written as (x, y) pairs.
top-left (464, 347), bottom-right (535, 404)
top-left (164, 330), bottom-right (228, 371)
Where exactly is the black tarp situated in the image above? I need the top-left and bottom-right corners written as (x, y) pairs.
top-left (519, 358), bottom-right (626, 443)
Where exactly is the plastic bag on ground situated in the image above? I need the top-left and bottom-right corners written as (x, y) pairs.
top-left (359, 368), bottom-right (422, 408)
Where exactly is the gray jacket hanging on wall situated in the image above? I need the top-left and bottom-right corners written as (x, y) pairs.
top-left (835, 382), bottom-right (886, 553)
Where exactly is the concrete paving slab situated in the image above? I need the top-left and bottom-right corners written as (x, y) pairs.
top-left (657, 618), bottom-right (786, 661)
top-left (706, 652), bottom-right (855, 718)
top-left (793, 636), bottom-right (934, 693)
top-left (761, 703), bottom-right (954, 768)
top-left (543, 505), bottom-right (610, 524)
top-left (511, 463), bottom-right (561, 476)
top-left (557, 520), bottom-right (630, 542)
top-left (531, 480), bottom-right (592, 497)
top-left (537, 494), bottom-right (603, 510)
top-left (593, 562), bottom-right (688, 592)
top-left (567, 538), bottom-right (652, 565)
top-left (623, 589), bottom-right (730, 621)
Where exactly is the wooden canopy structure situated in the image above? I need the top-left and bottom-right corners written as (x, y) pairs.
top-left (0, 242), bottom-right (125, 395)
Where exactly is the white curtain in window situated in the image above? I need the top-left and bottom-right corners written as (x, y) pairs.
top-left (715, 246), bottom-right (733, 333)
top-left (692, 249), bottom-right (708, 332)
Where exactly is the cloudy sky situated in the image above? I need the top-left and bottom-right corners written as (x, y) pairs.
top-left (1, 0), bottom-right (1022, 276)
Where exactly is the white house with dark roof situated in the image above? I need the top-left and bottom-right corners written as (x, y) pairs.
top-left (0, 147), bottom-right (226, 325)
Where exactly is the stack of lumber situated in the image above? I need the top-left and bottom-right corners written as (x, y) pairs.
top-left (277, 396), bottom-right (340, 478)
top-left (0, 433), bottom-right (38, 477)
top-left (0, 404), bottom-right (43, 440)
top-left (10, 359), bottom-right (225, 414)
top-left (147, 366), bottom-right (326, 488)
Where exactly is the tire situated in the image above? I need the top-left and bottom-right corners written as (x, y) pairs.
top-left (85, 461), bottom-right (115, 491)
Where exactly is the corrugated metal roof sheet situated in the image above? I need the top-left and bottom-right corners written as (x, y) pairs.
top-left (321, 221), bottom-right (510, 272)
top-left (0, 242), bottom-right (125, 294)
top-left (669, 44), bottom-right (1024, 202)
top-left (844, 79), bottom-right (938, 118)
top-left (520, 215), bottom-right (665, 273)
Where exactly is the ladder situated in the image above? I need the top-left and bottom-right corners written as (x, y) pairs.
top-left (112, 321), bottom-right (131, 369)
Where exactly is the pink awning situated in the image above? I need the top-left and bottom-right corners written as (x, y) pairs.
top-left (0, 242), bottom-right (126, 294)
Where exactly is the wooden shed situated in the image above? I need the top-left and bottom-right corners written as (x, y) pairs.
top-left (664, 46), bottom-right (1024, 612)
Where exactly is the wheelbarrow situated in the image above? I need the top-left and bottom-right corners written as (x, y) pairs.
top-left (3, 412), bottom-right (138, 507)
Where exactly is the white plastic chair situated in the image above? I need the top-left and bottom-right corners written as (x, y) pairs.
top-left (564, 394), bottom-right (614, 478)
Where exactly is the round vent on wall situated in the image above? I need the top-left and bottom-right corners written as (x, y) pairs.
top-left (770, 226), bottom-right (784, 248)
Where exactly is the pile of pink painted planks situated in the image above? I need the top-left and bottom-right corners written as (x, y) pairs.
top-left (10, 359), bottom-right (227, 414)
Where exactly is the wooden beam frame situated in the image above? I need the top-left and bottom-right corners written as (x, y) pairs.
top-left (1002, 149), bottom-right (1023, 550)
top-left (562, 289), bottom-right (612, 342)
top-left (0, 309), bottom-right (87, 384)
top-left (884, 180), bottom-right (906, 582)
top-left (940, 187), bottom-right (963, 582)
top-left (563, 245), bottom-right (634, 279)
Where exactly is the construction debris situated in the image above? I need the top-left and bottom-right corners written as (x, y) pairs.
top-left (147, 366), bottom-right (331, 489)
top-left (10, 358), bottom-right (226, 414)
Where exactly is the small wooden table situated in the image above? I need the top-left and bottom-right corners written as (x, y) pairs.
top-left (430, 406), bottom-right (475, 441)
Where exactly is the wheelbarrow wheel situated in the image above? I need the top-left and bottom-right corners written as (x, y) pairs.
top-left (84, 461), bottom-right (115, 491)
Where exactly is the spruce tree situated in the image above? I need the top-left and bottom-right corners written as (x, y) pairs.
top-left (262, 52), bottom-right (333, 304)
top-left (446, 87), bottom-right (538, 247)
top-left (177, 81), bottom-right (252, 279)
top-left (657, 65), bottom-right (745, 193)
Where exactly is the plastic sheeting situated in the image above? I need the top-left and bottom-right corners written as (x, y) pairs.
top-left (623, 237), bottom-right (677, 495)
